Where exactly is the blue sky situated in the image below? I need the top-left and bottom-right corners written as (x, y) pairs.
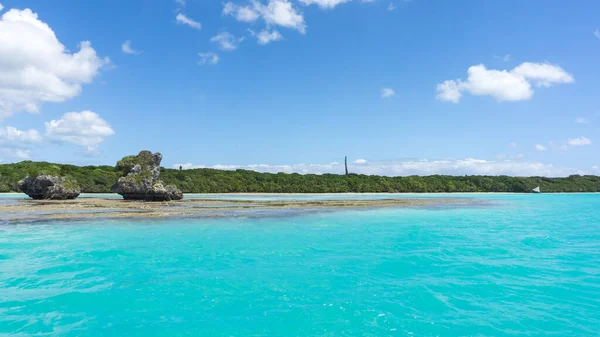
top-left (0, 0), bottom-right (599, 176)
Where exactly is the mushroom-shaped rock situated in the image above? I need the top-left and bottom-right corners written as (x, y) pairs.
top-left (18, 175), bottom-right (81, 200)
top-left (111, 150), bottom-right (183, 201)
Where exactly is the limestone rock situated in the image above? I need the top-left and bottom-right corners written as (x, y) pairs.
top-left (18, 175), bottom-right (81, 200)
top-left (111, 150), bottom-right (183, 201)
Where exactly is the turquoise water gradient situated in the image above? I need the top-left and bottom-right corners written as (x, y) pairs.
top-left (1, 194), bottom-right (599, 336)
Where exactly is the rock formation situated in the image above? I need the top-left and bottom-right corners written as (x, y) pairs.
top-left (111, 150), bottom-right (183, 201)
top-left (18, 175), bottom-right (81, 200)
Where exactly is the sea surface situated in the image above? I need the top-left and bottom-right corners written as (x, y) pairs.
top-left (1, 193), bottom-right (599, 336)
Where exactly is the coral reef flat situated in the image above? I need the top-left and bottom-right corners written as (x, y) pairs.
top-left (0, 197), bottom-right (471, 222)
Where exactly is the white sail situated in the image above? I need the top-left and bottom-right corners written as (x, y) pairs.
top-left (532, 186), bottom-right (540, 193)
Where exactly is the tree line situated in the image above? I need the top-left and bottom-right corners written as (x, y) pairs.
top-left (1, 160), bottom-right (599, 193)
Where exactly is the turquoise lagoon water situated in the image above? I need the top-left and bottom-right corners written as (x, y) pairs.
top-left (1, 194), bottom-right (599, 336)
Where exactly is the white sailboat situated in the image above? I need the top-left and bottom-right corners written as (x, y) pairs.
top-left (532, 186), bottom-right (540, 193)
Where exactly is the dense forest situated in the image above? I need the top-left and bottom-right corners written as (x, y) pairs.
top-left (1, 160), bottom-right (600, 193)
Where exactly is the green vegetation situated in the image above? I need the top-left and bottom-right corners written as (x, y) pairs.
top-left (60, 176), bottom-right (81, 191)
top-left (116, 155), bottom-right (139, 175)
top-left (0, 161), bottom-right (120, 193)
top-left (1, 160), bottom-right (599, 193)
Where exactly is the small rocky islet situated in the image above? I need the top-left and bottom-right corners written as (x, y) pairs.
top-left (18, 150), bottom-right (183, 201)
top-left (18, 175), bottom-right (81, 200)
top-left (111, 151), bottom-right (183, 201)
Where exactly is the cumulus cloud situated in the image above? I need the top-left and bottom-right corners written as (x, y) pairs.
top-left (256, 29), bottom-right (283, 44)
top-left (261, 0), bottom-right (306, 33)
top-left (45, 111), bottom-right (115, 154)
top-left (381, 88), bottom-right (395, 98)
top-left (353, 159), bottom-right (367, 164)
top-left (0, 126), bottom-right (41, 160)
top-left (224, 0), bottom-right (306, 34)
top-left (575, 117), bottom-right (590, 124)
top-left (534, 144), bottom-right (547, 151)
top-left (567, 137), bottom-right (591, 146)
top-left (299, 0), bottom-right (350, 9)
top-left (0, 3), bottom-right (3, 11)
top-left (176, 13), bottom-right (201, 29)
top-left (211, 32), bottom-right (244, 51)
top-left (0, 126), bottom-right (42, 145)
top-left (435, 80), bottom-right (462, 103)
top-left (511, 63), bottom-right (574, 87)
top-left (223, 2), bottom-right (260, 22)
top-left (198, 52), bottom-right (219, 65)
top-left (0, 8), bottom-right (109, 119)
top-left (0, 126), bottom-right (42, 160)
top-left (387, 3), bottom-right (397, 11)
top-left (121, 40), bottom-right (142, 55)
top-left (436, 62), bottom-right (574, 103)
top-left (173, 158), bottom-right (588, 177)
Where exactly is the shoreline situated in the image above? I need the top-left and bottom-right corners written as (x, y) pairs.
top-left (0, 197), bottom-right (473, 222)
top-left (3, 192), bottom-right (600, 196)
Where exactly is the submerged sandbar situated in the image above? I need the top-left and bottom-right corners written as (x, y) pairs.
top-left (0, 197), bottom-right (473, 222)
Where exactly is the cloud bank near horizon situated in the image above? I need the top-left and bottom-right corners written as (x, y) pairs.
top-left (173, 158), bottom-right (597, 177)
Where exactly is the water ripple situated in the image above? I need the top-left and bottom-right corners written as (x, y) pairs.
top-left (1, 194), bottom-right (599, 336)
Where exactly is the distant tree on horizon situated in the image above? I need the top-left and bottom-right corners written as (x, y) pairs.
top-left (345, 156), bottom-right (348, 175)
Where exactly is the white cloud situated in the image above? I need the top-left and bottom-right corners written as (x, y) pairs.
top-left (198, 52), bottom-right (219, 65)
top-left (258, 0), bottom-right (306, 34)
top-left (436, 80), bottom-right (462, 103)
top-left (175, 0), bottom-right (186, 7)
top-left (534, 144), bottom-right (547, 151)
top-left (299, 0), bottom-right (349, 9)
top-left (509, 142), bottom-right (518, 148)
top-left (176, 13), bottom-right (201, 30)
top-left (121, 40), bottom-right (142, 55)
top-left (511, 63), bottom-right (574, 87)
top-left (381, 88), bottom-right (395, 98)
top-left (0, 8), bottom-right (109, 119)
top-left (223, 2), bottom-right (260, 22)
top-left (437, 62), bottom-right (574, 103)
top-left (211, 32), bottom-right (243, 51)
top-left (0, 126), bottom-right (41, 160)
top-left (387, 3), bottom-right (396, 10)
top-left (0, 3), bottom-right (3, 11)
top-left (223, 0), bottom-right (306, 34)
top-left (0, 126), bottom-right (41, 145)
top-left (575, 117), bottom-right (590, 124)
top-left (353, 159), bottom-right (367, 164)
top-left (567, 137), bottom-right (591, 146)
top-left (595, 29), bottom-right (600, 40)
top-left (173, 158), bottom-right (588, 177)
top-left (256, 29), bottom-right (283, 45)
top-left (462, 65), bottom-right (532, 101)
top-left (45, 111), bottom-right (115, 154)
